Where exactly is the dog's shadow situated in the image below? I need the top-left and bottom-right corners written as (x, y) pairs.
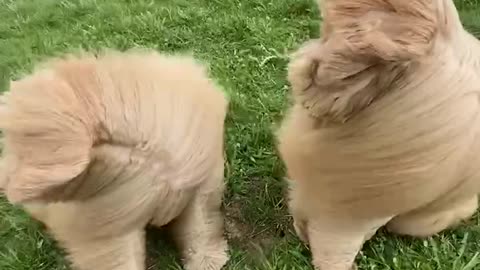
top-left (145, 225), bottom-right (182, 270)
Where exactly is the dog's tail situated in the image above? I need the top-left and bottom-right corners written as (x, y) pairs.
top-left (289, 0), bottom-right (443, 123)
top-left (0, 60), bottom-right (98, 204)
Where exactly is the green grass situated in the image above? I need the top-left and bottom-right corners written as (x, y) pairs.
top-left (0, 0), bottom-right (480, 269)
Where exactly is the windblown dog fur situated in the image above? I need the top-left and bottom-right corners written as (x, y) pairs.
top-left (278, 0), bottom-right (480, 269)
top-left (0, 50), bottom-right (229, 270)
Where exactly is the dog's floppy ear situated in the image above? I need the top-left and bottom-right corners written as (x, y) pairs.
top-left (0, 73), bottom-right (94, 204)
top-left (289, 0), bottom-right (438, 122)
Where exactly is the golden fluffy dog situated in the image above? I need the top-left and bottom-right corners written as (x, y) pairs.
top-left (278, 0), bottom-right (480, 269)
top-left (0, 50), bottom-right (229, 270)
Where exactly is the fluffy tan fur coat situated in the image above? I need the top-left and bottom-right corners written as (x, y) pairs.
top-left (278, 0), bottom-right (480, 269)
top-left (0, 50), bottom-right (229, 270)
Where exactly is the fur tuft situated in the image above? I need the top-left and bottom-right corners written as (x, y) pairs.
top-left (289, 0), bottom-right (439, 123)
top-left (0, 72), bottom-right (95, 203)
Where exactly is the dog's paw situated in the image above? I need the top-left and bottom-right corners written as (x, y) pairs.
top-left (183, 240), bottom-right (229, 270)
top-left (183, 251), bottom-right (228, 270)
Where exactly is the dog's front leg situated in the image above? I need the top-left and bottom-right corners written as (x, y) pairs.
top-left (306, 215), bottom-right (389, 270)
top-left (55, 229), bottom-right (146, 270)
top-left (168, 163), bottom-right (229, 270)
top-left (288, 180), bottom-right (310, 244)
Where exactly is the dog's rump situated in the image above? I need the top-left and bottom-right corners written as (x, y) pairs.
top-left (0, 50), bottom-right (228, 203)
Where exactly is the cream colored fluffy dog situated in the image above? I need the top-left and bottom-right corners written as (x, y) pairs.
top-left (0, 50), bottom-right (229, 270)
top-left (278, 0), bottom-right (480, 269)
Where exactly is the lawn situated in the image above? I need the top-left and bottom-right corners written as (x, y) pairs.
top-left (1, 0), bottom-right (480, 269)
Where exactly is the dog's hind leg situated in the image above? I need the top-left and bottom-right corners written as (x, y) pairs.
top-left (387, 195), bottom-right (478, 237)
top-left (307, 215), bottom-right (390, 270)
top-left (168, 161), bottom-right (229, 270)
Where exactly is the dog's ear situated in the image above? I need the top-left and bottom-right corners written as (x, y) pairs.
top-left (0, 73), bottom-right (94, 204)
top-left (290, 0), bottom-right (438, 122)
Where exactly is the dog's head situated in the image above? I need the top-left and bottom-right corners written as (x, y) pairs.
top-left (0, 59), bottom-right (101, 204)
top-left (289, 0), bottom-right (463, 123)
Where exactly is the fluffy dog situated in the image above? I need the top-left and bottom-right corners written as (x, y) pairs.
top-left (278, 0), bottom-right (480, 269)
top-left (0, 50), bottom-right (229, 270)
